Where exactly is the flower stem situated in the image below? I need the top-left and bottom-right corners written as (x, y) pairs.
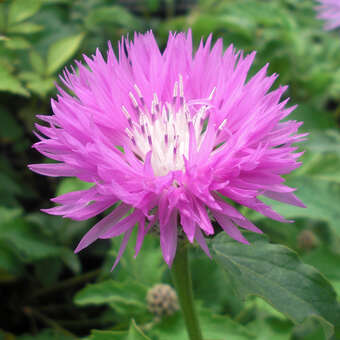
top-left (171, 244), bottom-right (204, 340)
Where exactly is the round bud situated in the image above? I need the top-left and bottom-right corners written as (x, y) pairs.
top-left (298, 230), bottom-right (319, 251)
top-left (146, 284), bottom-right (179, 317)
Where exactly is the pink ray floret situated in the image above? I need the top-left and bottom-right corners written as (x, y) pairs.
top-left (29, 31), bottom-right (306, 267)
top-left (316, 0), bottom-right (340, 30)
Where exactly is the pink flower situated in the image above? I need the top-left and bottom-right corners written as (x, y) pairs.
top-left (29, 31), bottom-right (306, 267)
top-left (316, 0), bottom-right (340, 30)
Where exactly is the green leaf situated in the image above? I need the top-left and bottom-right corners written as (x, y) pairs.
top-left (89, 330), bottom-right (128, 340)
top-left (46, 33), bottom-right (85, 75)
top-left (84, 6), bottom-right (141, 31)
top-left (302, 247), bottom-right (340, 281)
top-left (74, 280), bottom-right (147, 313)
top-left (7, 22), bottom-right (43, 34)
top-left (56, 178), bottom-right (93, 197)
top-left (247, 318), bottom-right (292, 340)
top-left (212, 233), bottom-right (340, 339)
top-left (8, 0), bottom-right (42, 25)
top-left (262, 176), bottom-right (340, 237)
top-left (29, 50), bottom-right (44, 74)
top-left (17, 328), bottom-right (74, 340)
top-left (0, 65), bottom-right (29, 96)
top-left (26, 77), bottom-right (55, 97)
top-left (88, 321), bottom-right (150, 340)
top-left (262, 130), bottom-right (340, 236)
top-left (152, 308), bottom-right (254, 340)
top-left (0, 105), bottom-right (24, 141)
top-left (0, 4), bottom-right (5, 31)
top-left (0, 242), bottom-right (24, 280)
top-left (4, 36), bottom-right (30, 49)
top-left (290, 105), bottom-right (336, 132)
top-left (113, 231), bottom-right (166, 285)
top-left (0, 216), bottom-right (62, 261)
top-left (60, 248), bottom-right (81, 274)
top-left (127, 320), bottom-right (151, 340)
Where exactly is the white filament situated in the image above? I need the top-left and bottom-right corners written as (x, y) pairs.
top-left (123, 78), bottom-right (213, 176)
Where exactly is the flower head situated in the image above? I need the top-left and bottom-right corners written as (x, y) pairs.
top-left (316, 0), bottom-right (340, 30)
top-left (29, 31), bottom-right (306, 267)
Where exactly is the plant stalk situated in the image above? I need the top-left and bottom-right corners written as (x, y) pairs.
top-left (171, 244), bottom-right (204, 340)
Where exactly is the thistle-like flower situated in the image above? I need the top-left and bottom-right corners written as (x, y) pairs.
top-left (316, 0), bottom-right (340, 30)
top-left (29, 31), bottom-right (306, 267)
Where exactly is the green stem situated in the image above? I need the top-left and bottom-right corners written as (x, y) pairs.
top-left (171, 244), bottom-right (204, 340)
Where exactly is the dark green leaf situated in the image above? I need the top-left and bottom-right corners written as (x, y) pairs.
top-left (89, 330), bottom-right (128, 340)
top-left (302, 247), bottom-right (340, 281)
top-left (0, 105), bottom-right (24, 141)
top-left (212, 233), bottom-right (340, 339)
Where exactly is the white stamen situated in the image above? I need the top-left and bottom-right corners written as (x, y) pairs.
top-left (173, 81), bottom-right (178, 103)
top-left (208, 87), bottom-right (216, 100)
top-left (122, 106), bottom-right (133, 127)
top-left (129, 92), bottom-right (139, 108)
top-left (134, 84), bottom-right (144, 105)
top-left (123, 82), bottom-right (218, 176)
top-left (217, 118), bottom-right (227, 133)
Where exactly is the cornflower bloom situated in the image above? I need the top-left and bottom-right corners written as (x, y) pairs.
top-left (316, 0), bottom-right (340, 30)
top-left (29, 31), bottom-right (306, 268)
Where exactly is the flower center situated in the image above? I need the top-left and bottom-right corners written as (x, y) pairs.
top-left (123, 76), bottom-right (216, 176)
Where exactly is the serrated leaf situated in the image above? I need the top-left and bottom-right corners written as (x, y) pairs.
top-left (46, 33), bottom-right (84, 75)
top-left (152, 308), bottom-right (254, 340)
top-left (7, 22), bottom-right (43, 34)
top-left (8, 0), bottom-right (42, 25)
top-left (212, 233), bottom-right (340, 339)
top-left (0, 65), bottom-right (29, 96)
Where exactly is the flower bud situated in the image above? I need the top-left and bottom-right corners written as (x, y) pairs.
top-left (146, 284), bottom-right (179, 317)
top-left (298, 230), bottom-right (319, 251)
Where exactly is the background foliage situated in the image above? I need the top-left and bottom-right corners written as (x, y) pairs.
top-left (1, 0), bottom-right (340, 339)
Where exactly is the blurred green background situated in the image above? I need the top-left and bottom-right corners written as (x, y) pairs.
top-left (1, 0), bottom-right (340, 339)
